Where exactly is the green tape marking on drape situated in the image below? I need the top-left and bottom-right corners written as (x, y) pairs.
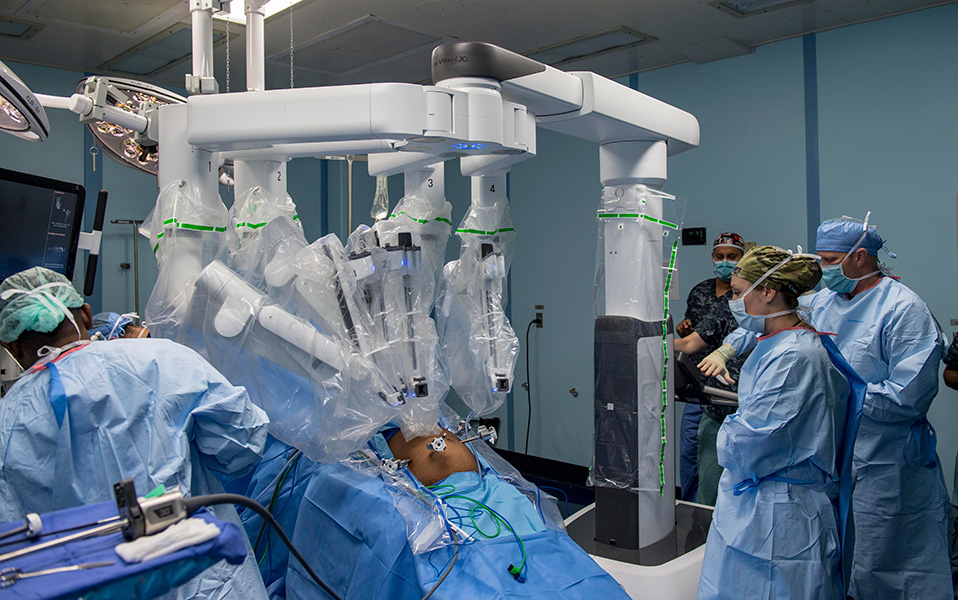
top-left (659, 240), bottom-right (679, 496)
top-left (595, 214), bottom-right (679, 230)
top-left (456, 227), bottom-right (516, 235)
top-left (390, 212), bottom-right (453, 225)
top-left (237, 214), bottom-right (299, 230)
top-left (161, 217), bottom-right (227, 232)
top-left (154, 218), bottom-right (227, 252)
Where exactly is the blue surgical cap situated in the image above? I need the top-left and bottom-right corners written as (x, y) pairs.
top-left (0, 267), bottom-right (84, 343)
top-left (816, 217), bottom-right (884, 256)
top-left (90, 312), bottom-right (134, 341)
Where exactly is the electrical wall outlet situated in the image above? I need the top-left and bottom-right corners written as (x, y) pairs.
top-left (535, 305), bottom-right (544, 328)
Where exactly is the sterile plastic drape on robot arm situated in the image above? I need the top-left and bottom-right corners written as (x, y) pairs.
top-left (180, 259), bottom-right (404, 463)
top-left (228, 186), bottom-right (301, 288)
top-left (344, 225), bottom-right (421, 396)
top-left (259, 226), bottom-right (409, 407)
top-left (374, 191), bottom-right (453, 293)
top-left (259, 216), bottom-right (310, 296)
top-left (265, 234), bottom-right (360, 340)
top-left (296, 236), bottom-right (408, 391)
top-left (139, 179), bottom-right (234, 339)
top-left (437, 177), bottom-right (519, 418)
top-left (592, 183), bottom-right (685, 490)
top-left (364, 191), bottom-right (453, 438)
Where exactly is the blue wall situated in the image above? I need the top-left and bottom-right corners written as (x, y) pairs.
top-left (3, 2), bottom-right (957, 492)
top-left (814, 5), bottom-right (958, 491)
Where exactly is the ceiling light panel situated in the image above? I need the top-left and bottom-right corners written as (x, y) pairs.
top-left (269, 16), bottom-right (448, 76)
top-left (706, 0), bottom-right (813, 18)
top-left (102, 24), bottom-right (226, 77)
top-left (25, 0), bottom-right (184, 33)
top-left (0, 16), bottom-right (43, 40)
top-left (214, 0), bottom-right (310, 24)
top-left (524, 26), bottom-right (655, 67)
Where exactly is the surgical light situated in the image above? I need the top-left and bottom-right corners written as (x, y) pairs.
top-left (0, 59), bottom-right (49, 141)
top-left (452, 143), bottom-right (487, 150)
top-left (78, 77), bottom-right (186, 176)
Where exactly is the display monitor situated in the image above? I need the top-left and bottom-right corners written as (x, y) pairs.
top-left (0, 167), bottom-right (85, 282)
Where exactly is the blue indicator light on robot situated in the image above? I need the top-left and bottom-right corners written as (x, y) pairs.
top-left (451, 143), bottom-right (487, 150)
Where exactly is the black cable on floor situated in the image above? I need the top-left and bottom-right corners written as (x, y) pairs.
top-left (185, 493), bottom-right (343, 600)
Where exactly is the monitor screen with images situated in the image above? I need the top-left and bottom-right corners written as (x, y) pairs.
top-left (0, 167), bottom-right (85, 283)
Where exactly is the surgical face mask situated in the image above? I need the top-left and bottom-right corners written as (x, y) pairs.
top-left (728, 254), bottom-right (801, 334)
top-left (713, 260), bottom-right (737, 282)
top-left (729, 295), bottom-right (796, 334)
top-left (821, 256), bottom-right (881, 294)
top-left (820, 212), bottom-right (881, 293)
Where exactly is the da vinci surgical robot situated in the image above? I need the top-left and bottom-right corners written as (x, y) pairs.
top-left (0, 2), bottom-right (702, 594)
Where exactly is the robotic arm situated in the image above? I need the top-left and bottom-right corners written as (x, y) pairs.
top-left (438, 171), bottom-right (519, 417)
top-left (185, 260), bottom-right (404, 462)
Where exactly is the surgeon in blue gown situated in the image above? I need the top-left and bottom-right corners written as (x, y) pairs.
top-left (813, 216), bottom-right (950, 598)
top-left (697, 246), bottom-right (861, 600)
top-left (0, 267), bottom-right (271, 600)
top-left (705, 216), bottom-right (951, 598)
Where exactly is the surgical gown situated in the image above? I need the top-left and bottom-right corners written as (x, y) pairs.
top-left (0, 339), bottom-right (270, 600)
top-left (697, 328), bottom-right (849, 600)
top-left (804, 277), bottom-right (951, 598)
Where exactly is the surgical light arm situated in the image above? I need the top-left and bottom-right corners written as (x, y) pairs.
top-left (35, 76), bottom-right (188, 146)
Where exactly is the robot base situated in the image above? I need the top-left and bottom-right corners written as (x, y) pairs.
top-left (565, 500), bottom-right (711, 600)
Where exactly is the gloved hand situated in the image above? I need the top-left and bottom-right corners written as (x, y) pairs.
top-left (698, 343), bottom-right (736, 385)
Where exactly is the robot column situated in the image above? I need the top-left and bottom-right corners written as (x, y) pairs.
top-left (593, 139), bottom-right (680, 552)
